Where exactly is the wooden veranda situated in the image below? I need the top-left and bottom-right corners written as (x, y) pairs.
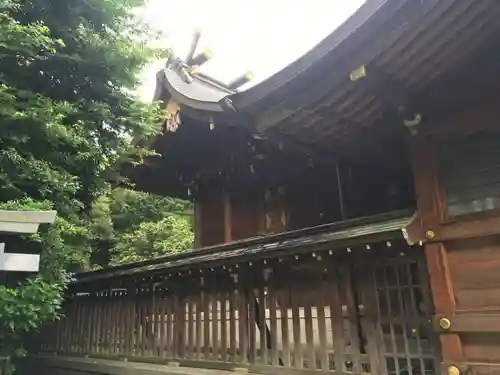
top-left (35, 211), bottom-right (440, 375)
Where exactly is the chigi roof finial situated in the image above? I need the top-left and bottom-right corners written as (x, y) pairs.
top-left (163, 28), bottom-right (253, 91)
top-left (165, 29), bottom-right (213, 85)
top-left (158, 29), bottom-right (254, 134)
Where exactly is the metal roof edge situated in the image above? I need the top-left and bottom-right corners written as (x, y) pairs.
top-left (161, 72), bottom-right (226, 112)
top-left (74, 209), bottom-right (415, 284)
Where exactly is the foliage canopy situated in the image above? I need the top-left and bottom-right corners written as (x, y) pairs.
top-left (0, 0), bottom-right (193, 373)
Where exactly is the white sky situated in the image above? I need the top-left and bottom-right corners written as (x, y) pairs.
top-left (136, 0), bottom-right (366, 102)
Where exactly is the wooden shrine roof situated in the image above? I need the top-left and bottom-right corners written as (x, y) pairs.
top-left (155, 0), bottom-right (500, 151)
top-left (135, 0), bottom-right (500, 199)
top-left (158, 64), bottom-right (235, 114)
top-left (74, 209), bottom-right (419, 285)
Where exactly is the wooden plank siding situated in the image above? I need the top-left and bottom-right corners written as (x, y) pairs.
top-left (410, 100), bottom-right (500, 371)
top-left (196, 184), bottom-right (344, 249)
top-left (197, 197), bottom-right (225, 247)
top-left (197, 191), bottom-right (270, 248)
top-left (37, 243), bottom-right (439, 375)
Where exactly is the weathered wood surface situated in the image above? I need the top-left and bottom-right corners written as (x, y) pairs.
top-left (434, 312), bottom-right (500, 333)
top-left (37, 243), bottom-right (439, 375)
top-left (410, 105), bottom-right (500, 370)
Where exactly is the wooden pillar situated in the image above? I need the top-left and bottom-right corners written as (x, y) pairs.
top-left (409, 133), bottom-right (464, 368)
top-left (424, 243), bottom-right (464, 363)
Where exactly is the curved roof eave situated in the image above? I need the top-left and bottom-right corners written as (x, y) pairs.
top-left (156, 0), bottom-right (404, 121)
top-left (227, 0), bottom-right (402, 113)
top-left (161, 67), bottom-right (235, 113)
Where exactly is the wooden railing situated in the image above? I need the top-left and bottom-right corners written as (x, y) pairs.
top-left (37, 242), bottom-right (439, 375)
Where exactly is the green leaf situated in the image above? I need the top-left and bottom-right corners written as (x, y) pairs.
top-left (0, 1), bottom-right (186, 371)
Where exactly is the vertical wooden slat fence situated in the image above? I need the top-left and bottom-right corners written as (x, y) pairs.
top-left (38, 243), bottom-right (439, 375)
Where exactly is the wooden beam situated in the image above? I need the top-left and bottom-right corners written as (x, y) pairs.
top-left (186, 29), bottom-right (201, 63)
top-left (432, 214), bottom-right (500, 242)
top-left (441, 362), bottom-right (500, 375)
top-left (409, 134), bottom-right (442, 230)
top-left (434, 312), bottom-right (500, 333)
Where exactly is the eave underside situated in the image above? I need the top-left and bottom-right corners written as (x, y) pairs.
top-left (237, 0), bottom-right (500, 156)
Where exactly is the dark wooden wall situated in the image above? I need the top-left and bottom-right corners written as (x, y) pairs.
top-left (286, 170), bottom-right (343, 229)
top-left (230, 191), bottom-right (261, 241)
top-left (410, 100), bottom-right (500, 374)
top-left (194, 184), bottom-right (340, 248)
top-left (194, 162), bottom-right (414, 248)
top-left (197, 194), bottom-right (225, 247)
top-left (195, 189), bottom-right (282, 248)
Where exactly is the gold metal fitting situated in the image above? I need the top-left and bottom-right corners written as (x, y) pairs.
top-left (350, 64), bottom-right (367, 81)
top-left (203, 48), bottom-right (214, 59)
top-left (245, 71), bottom-right (254, 81)
top-left (439, 317), bottom-right (451, 330)
top-left (447, 365), bottom-right (460, 375)
top-left (190, 65), bottom-right (201, 75)
top-left (425, 230), bottom-right (435, 240)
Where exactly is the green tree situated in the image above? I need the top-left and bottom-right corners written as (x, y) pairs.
top-left (109, 188), bottom-right (192, 233)
top-left (111, 215), bottom-right (194, 265)
top-left (0, 0), bottom-right (167, 215)
top-left (90, 188), bottom-right (193, 267)
top-left (0, 0), bottom-right (180, 372)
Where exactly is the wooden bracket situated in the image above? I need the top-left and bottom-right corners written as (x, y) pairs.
top-left (401, 211), bottom-right (426, 245)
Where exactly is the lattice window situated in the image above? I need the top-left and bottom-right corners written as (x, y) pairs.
top-left (374, 260), bottom-right (438, 375)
